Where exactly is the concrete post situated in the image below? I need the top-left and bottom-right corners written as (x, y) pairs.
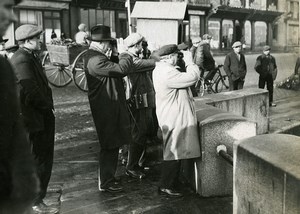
top-left (234, 134), bottom-right (300, 214)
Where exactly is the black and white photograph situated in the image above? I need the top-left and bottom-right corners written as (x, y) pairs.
top-left (0, 0), bottom-right (300, 213)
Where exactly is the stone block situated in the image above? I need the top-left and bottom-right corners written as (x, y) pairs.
top-left (203, 88), bottom-right (269, 134)
top-left (234, 134), bottom-right (300, 214)
top-left (191, 104), bottom-right (256, 197)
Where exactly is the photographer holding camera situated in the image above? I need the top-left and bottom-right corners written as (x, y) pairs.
top-left (123, 33), bottom-right (157, 179)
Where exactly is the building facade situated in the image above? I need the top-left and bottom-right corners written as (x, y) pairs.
top-left (161, 0), bottom-right (299, 52)
top-left (5, 0), bottom-right (300, 52)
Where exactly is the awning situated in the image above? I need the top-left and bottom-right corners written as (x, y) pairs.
top-left (131, 1), bottom-right (189, 20)
top-left (211, 5), bottom-right (283, 23)
top-left (15, 0), bottom-right (69, 10)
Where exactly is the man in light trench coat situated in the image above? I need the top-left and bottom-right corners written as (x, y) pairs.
top-left (152, 44), bottom-right (201, 197)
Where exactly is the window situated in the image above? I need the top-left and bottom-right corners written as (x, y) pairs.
top-left (208, 19), bottom-right (220, 49)
top-left (80, 9), bottom-right (116, 38)
top-left (44, 11), bottom-right (61, 44)
top-left (190, 15), bottom-right (201, 40)
top-left (221, 19), bottom-right (233, 49)
top-left (254, 21), bottom-right (267, 46)
top-left (289, 1), bottom-right (299, 20)
top-left (288, 25), bottom-right (299, 45)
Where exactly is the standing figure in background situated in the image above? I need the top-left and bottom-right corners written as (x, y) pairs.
top-left (152, 45), bottom-right (201, 197)
top-left (123, 33), bottom-right (156, 179)
top-left (75, 23), bottom-right (89, 45)
top-left (0, 37), bottom-right (8, 57)
top-left (254, 45), bottom-right (277, 107)
top-left (140, 40), bottom-right (151, 59)
top-left (11, 24), bottom-right (58, 214)
top-left (0, 1), bottom-right (39, 213)
top-left (223, 41), bottom-right (247, 91)
top-left (50, 29), bottom-right (57, 40)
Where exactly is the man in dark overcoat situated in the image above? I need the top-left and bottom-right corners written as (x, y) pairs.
top-left (123, 33), bottom-right (156, 179)
top-left (254, 45), bottom-right (277, 107)
top-left (223, 41), bottom-right (247, 90)
top-left (0, 1), bottom-right (39, 213)
top-left (85, 25), bottom-right (134, 193)
top-left (11, 24), bottom-right (58, 213)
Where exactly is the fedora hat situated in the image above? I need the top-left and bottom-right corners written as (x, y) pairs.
top-left (90, 25), bottom-right (114, 42)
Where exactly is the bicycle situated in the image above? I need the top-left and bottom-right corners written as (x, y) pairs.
top-left (196, 65), bottom-right (230, 96)
top-left (42, 44), bottom-right (89, 92)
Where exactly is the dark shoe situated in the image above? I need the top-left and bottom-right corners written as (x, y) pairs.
top-left (125, 169), bottom-right (146, 179)
top-left (32, 202), bottom-right (59, 214)
top-left (99, 181), bottom-right (123, 193)
top-left (270, 102), bottom-right (277, 107)
top-left (158, 187), bottom-right (183, 198)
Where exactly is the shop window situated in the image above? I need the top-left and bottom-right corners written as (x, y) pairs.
top-left (244, 21), bottom-right (251, 47)
top-left (20, 10), bottom-right (38, 25)
top-left (221, 19), bottom-right (233, 49)
top-left (254, 21), bottom-right (267, 46)
top-left (208, 19), bottom-right (220, 49)
top-left (190, 15), bottom-right (201, 40)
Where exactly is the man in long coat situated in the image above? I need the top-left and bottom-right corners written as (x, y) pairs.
top-left (85, 25), bottom-right (135, 193)
top-left (11, 24), bottom-right (58, 213)
top-left (123, 33), bottom-right (156, 179)
top-left (223, 41), bottom-right (247, 90)
top-left (0, 1), bottom-right (39, 213)
top-left (152, 44), bottom-right (201, 197)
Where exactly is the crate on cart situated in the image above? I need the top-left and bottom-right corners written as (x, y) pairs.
top-left (46, 44), bottom-right (88, 66)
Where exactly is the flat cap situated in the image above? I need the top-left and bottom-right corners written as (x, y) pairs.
top-left (124, 33), bottom-right (144, 48)
top-left (192, 37), bottom-right (201, 44)
top-left (15, 24), bottom-right (43, 41)
top-left (232, 41), bottom-right (242, 48)
top-left (156, 44), bottom-right (179, 57)
top-left (263, 45), bottom-right (271, 51)
top-left (178, 42), bottom-right (189, 51)
top-left (202, 34), bottom-right (212, 40)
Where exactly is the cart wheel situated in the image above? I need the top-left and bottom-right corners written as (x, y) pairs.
top-left (72, 50), bottom-right (88, 92)
top-left (215, 75), bottom-right (230, 93)
top-left (42, 52), bottom-right (72, 87)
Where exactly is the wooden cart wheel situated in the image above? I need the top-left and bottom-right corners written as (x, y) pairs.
top-left (72, 50), bottom-right (88, 92)
top-left (42, 52), bottom-right (72, 87)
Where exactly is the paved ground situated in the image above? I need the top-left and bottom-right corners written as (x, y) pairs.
top-left (42, 52), bottom-right (300, 214)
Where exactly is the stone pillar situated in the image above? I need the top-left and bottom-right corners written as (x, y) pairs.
top-left (234, 134), bottom-right (300, 214)
top-left (185, 104), bottom-right (257, 197)
top-left (251, 21), bottom-right (256, 50)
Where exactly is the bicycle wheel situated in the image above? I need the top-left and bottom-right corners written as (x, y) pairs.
top-left (42, 52), bottom-right (72, 87)
top-left (72, 50), bottom-right (88, 92)
top-left (215, 75), bottom-right (230, 93)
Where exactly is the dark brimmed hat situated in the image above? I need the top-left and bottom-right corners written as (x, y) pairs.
top-left (0, 37), bottom-right (8, 43)
top-left (156, 44), bottom-right (179, 57)
top-left (178, 42), bottom-right (189, 51)
top-left (263, 45), bottom-right (271, 51)
top-left (15, 24), bottom-right (43, 41)
top-left (90, 25), bottom-right (114, 42)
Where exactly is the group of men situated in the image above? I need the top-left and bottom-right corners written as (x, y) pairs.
top-left (190, 34), bottom-right (277, 106)
top-left (0, 0), bottom-right (279, 212)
